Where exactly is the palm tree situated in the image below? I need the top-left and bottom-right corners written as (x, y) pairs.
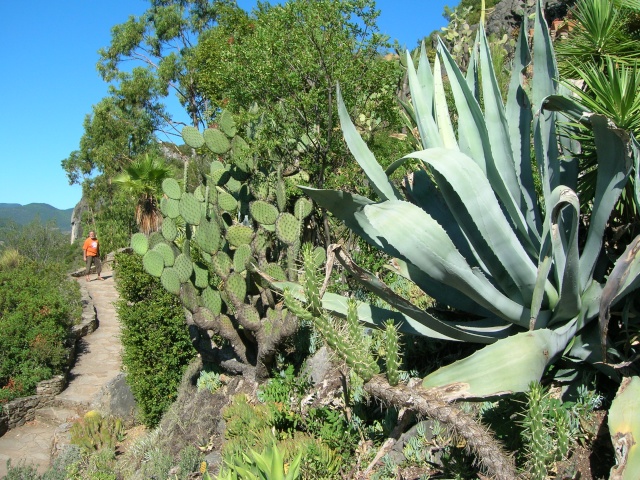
top-left (113, 153), bottom-right (175, 234)
top-left (555, 0), bottom-right (640, 240)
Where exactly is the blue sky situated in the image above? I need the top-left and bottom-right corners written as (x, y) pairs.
top-left (0, 1), bottom-right (452, 210)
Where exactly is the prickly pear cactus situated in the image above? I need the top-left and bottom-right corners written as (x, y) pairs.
top-left (129, 109), bottom-right (313, 381)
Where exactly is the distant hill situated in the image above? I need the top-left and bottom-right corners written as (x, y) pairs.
top-left (0, 203), bottom-right (73, 232)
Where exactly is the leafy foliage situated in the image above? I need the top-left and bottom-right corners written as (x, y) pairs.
top-left (0, 259), bottom-right (81, 404)
top-left (1, 219), bottom-right (79, 269)
top-left (114, 251), bottom-right (196, 426)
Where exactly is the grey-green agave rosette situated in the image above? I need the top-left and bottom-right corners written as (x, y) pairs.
top-left (283, 0), bottom-right (640, 399)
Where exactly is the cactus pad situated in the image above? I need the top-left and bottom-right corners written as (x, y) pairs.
top-left (264, 263), bottom-right (287, 282)
top-left (149, 232), bottom-right (165, 249)
top-left (182, 125), bottom-right (205, 149)
top-left (201, 287), bottom-right (222, 315)
top-left (226, 225), bottom-right (254, 247)
top-left (194, 217), bottom-right (221, 254)
top-left (161, 267), bottom-right (181, 295)
top-left (275, 213), bottom-right (299, 245)
top-left (211, 168), bottom-right (230, 186)
top-left (163, 178), bottom-right (182, 200)
top-left (180, 192), bottom-right (201, 225)
top-left (142, 250), bottom-right (164, 278)
top-left (212, 251), bottom-right (232, 278)
top-left (238, 304), bottom-right (260, 328)
top-left (218, 110), bottom-right (237, 137)
top-left (250, 172), bottom-right (271, 201)
top-left (210, 160), bottom-right (225, 174)
top-left (153, 242), bottom-right (175, 267)
top-left (294, 197), bottom-right (313, 220)
top-left (194, 185), bottom-right (206, 202)
top-left (218, 191), bottom-right (238, 212)
top-left (164, 198), bottom-right (180, 219)
top-left (312, 246), bottom-right (326, 267)
top-left (131, 233), bottom-right (149, 255)
top-left (233, 244), bottom-right (253, 273)
top-left (225, 176), bottom-right (242, 193)
top-left (250, 200), bottom-right (278, 225)
top-left (225, 272), bottom-right (246, 303)
top-left (174, 253), bottom-right (193, 283)
top-left (161, 217), bottom-right (178, 242)
top-left (275, 178), bottom-right (286, 212)
top-left (204, 128), bottom-right (231, 154)
top-left (231, 136), bottom-right (251, 171)
top-left (193, 263), bottom-right (209, 289)
top-left (180, 282), bottom-right (199, 313)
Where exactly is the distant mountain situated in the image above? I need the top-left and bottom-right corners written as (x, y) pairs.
top-left (0, 203), bottom-right (73, 232)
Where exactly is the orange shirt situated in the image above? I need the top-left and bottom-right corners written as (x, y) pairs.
top-left (83, 237), bottom-right (99, 257)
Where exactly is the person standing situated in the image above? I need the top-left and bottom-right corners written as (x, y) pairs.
top-left (83, 230), bottom-right (103, 281)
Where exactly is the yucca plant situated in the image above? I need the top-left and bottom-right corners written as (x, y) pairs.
top-left (281, 0), bottom-right (640, 400)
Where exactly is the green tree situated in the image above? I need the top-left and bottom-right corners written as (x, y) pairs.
top-left (3, 219), bottom-right (76, 267)
top-left (193, 0), bottom-right (404, 241)
top-left (97, 0), bottom-right (220, 131)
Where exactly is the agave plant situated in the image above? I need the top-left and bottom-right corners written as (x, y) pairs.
top-left (283, 0), bottom-right (640, 399)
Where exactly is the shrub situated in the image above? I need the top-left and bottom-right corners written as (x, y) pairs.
top-left (0, 260), bottom-right (81, 404)
top-left (114, 251), bottom-right (196, 427)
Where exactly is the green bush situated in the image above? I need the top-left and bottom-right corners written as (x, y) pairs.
top-left (114, 251), bottom-right (196, 427)
top-left (0, 260), bottom-right (81, 405)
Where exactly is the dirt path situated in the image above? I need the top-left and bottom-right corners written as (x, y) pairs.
top-left (0, 271), bottom-right (122, 477)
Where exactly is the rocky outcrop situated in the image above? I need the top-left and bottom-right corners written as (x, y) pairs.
top-left (486, 0), bottom-right (576, 37)
top-left (70, 197), bottom-right (87, 244)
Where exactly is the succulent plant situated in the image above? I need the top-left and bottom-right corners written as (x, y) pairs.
top-left (289, 0), bottom-right (640, 399)
top-left (130, 109), bottom-right (311, 380)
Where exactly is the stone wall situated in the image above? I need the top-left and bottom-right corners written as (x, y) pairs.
top-left (0, 280), bottom-right (97, 437)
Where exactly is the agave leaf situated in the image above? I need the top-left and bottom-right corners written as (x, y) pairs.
top-left (329, 244), bottom-right (511, 342)
top-left (417, 42), bottom-right (434, 106)
top-left (405, 148), bottom-right (551, 305)
top-left (299, 187), bottom-right (390, 253)
top-left (336, 85), bottom-right (399, 201)
top-left (507, 17), bottom-right (541, 237)
top-left (608, 377), bottom-right (640, 480)
top-left (548, 186), bottom-right (581, 324)
top-left (422, 327), bottom-right (575, 400)
top-left (465, 30), bottom-right (480, 101)
top-left (403, 169), bottom-right (481, 267)
top-left (432, 55), bottom-right (458, 149)
top-left (532, 0), bottom-right (561, 205)
top-left (579, 115), bottom-right (633, 288)
top-left (599, 234), bottom-right (640, 358)
top-left (556, 84), bottom-right (579, 191)
top-left (363, 199), bottom-right (538, 326)
top-left (478, 23), bottom-right (523, 209)
top-left (276, 282), bottom-right (510, 343)
top-left (388, 258), bottom-right (492, 315)
top-left (406, 51), bottom-right (443, 149)
top-left (437, 37), bottom-right (487, 174)
top-left (438, 37), bottom-right (534, 252)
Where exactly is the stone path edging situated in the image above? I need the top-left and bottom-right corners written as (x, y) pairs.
top-left (0, 267), bottom-right (123, 477)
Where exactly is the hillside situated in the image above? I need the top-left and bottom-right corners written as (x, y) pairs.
top-left (0, 203), bottom-right (73, 232)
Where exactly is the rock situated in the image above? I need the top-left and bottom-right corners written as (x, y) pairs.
top-left (486, 0), bottom-right (575, 38)
top-left (70, 198), bottom-right (87, 245)
top-left (303, 346), bottom-right (332, 385)
top-left (93, 373), bottom-right (138, 427)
